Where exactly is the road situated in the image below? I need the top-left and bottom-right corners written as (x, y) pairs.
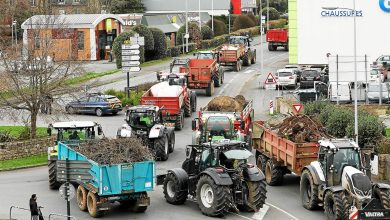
top-left (0, 42), bottom-right (325, 220)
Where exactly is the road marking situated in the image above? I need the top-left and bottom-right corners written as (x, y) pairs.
top-left (266, 202), bottom-right (299, 220)
top-left (218, 74), bottom-right (240, 95)
top-left (244, 69), bottom-right (255, 74)
top-left (252, 204), bottom-right (270, 220)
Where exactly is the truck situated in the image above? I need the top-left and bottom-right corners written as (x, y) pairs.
top-left (216, 35), bottom-right (256, 72)
top-left (266, 29), bottom-right (288, 51)
top-left (253, 120), bottom-right (390, 219)
top-left (179, 51), bottom-right (224, 96)
top-left (192, 99), bottom-right (254, 147)
top-left (57, 142), bottom-right (155, 217)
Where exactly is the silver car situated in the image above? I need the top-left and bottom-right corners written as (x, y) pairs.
top-left (367, 83), bottom-right (390, 103)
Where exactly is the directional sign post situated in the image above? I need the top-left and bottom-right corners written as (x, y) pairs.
top-left (122, 34), bottom-right (144, 98)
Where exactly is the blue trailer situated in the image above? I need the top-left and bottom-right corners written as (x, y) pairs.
top-left (57, 142), bottom-right (155, 218)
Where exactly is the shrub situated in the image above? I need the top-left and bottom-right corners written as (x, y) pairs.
top-left (267, 19), bottom-right (288, 29)
top-left (201, 34), bottom-right (228, 49)
top-left (207, 19), bottom-right (227, 36)
top-left (326, 108), bottom-right (354, 138)
top-left (304, 101), bottom-right (332, 116)
top-left (232, 15), bottom-right (256, 31)
top-left (346, 114), bottom-right (384, 148)
top-left (149, 28), bottom-right (167, 60)
top-left (132, 24), bottom-right (154, 51)
top-left (247, 13), bottom-right (258, 26)
top-left (176, 22), bottom-right (201, 48)
top-left (262, 7), bottom-right (280, 21)
top-left (201, 25), bottom-right (214, 40)
top-left (111, 31), bottom-right (136, 69)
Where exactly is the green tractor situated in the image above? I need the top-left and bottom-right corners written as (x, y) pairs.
top-left (47, 121), bottom-right (103, 189)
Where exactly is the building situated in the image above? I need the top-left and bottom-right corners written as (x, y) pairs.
top-left (241, 0), bottom-right (257, 14)
top-left (21, 14), bottom-right (124, 61)
top-left (33, 0), bottom-right (105, 15)
top-left (143, 0), bottom-right (230, 15)
top-left (288, 0), bottom-right (390, 65)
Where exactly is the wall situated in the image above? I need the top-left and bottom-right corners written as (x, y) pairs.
top-left (295, 0), bottom-right (390, 65)
top-left (0, 137), bottom-right (54, 160)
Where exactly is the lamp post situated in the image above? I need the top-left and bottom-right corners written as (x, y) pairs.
top-left (266, 0), bottom-right (269, 31)
top-left (185, 0), bottom-right (189, 53)
top-left (13, 20), bottom-right (17, 45)
top-left (211, 0), bottom-right (214, 32)
top-left (322, 0), bottom-right (358, 144)
top-left (199, 0), bottom-right (201, 32)
top-left (260, 0), bottom-right (264, 76)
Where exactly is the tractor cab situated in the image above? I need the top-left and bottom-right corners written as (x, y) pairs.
top-left (193, 51), bottom-right (218, 60)
top-left (126, 105), bottom-right (161, 132)
top-left (228, 36), bottom-right (251, 47)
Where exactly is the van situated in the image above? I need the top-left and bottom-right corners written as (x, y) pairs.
top-left (328, 82), bottom-right (351, 103)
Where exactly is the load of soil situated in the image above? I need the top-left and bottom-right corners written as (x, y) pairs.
top-left (206, 95), bottom-right (247, 112)
top-left (72, 138), bottom-right (153, 165)
top-left (274, 115), bottom-right (330, 143)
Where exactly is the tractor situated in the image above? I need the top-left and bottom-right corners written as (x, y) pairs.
top-left (158, 140), bottom-right (267, 217)
top-left (46, 121), bottom-right (104, 189)
top-left (123, 105), bottom-right (175, 161)
top-left (300, 139), bottom-right (390, 219)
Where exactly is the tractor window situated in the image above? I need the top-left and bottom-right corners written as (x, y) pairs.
top-left (129, 112), bottom-right (155, 128)
top-left (333, 148), bottom-right (360, 174)
top-left (229, 37), bottom-right (245, 45)
top-left (197, 53), bottom-right (214, 59)
top-left (206, 116), bottom-right (232, 138)
top-left (200, 149), bottom-right (212, 170)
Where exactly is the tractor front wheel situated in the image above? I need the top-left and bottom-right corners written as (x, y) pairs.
top-left (324, 191), bottom-right (344, 220)
top-left (240, 180), bottom-right (267, 212)
top-left (155, 134), bottom-right (169, 161)
top-left (374, 187), bottom-right (390, 209)
top-left (300, 169), bottom-right (319, 210)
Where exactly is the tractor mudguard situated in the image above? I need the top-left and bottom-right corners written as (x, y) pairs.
top-left (325, 186), bottom-right (344, 193)
top-left (149, 124), bottom-right (165, 139)
top-left (303, 165), bottom-right (322, 185)
top-left (201, 168), bottom-right (233, 186)
top-left (374, 183), bottom-right (390, 190)
top-left (243, 166), bottom-right (265, 182)
top-left (166, 168), bottom-right (189, 190)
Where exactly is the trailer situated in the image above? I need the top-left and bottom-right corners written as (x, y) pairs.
top-left (266, 29), bottom-right (288, 51)
top-left (57, 142), bottom-right (155, 217)
top-left (252, 120), bottom-right (319, 185)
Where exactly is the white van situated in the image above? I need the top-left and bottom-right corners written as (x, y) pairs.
top-left (328, 82), bottom-right (352, 103)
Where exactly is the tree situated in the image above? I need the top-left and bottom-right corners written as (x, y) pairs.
top-left (232, 15), bottom-right (256, 31)
top-left (149, 28), bottom-right (167, 60)
top-left (176, 22), bottom-right (201, 47)
top-left (261, 7), bottom-right (280, 21)
top-left (0, 15), bottom-right (83, 138)
top-left (257, 0), bottom-right (288, 13)
top-left (132, 24), bottom-right (154, 62)
top-left (206, 19), bottom-right (227, 36)
top-left (201, 25), bottom-right (214, 40)
top-left (109, 0), bottom-right (145, 14)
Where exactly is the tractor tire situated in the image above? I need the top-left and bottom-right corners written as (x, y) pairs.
top-left (168, 132), bottom-right (175, 153)
top-left (273, 45), bottom-right (278, 51)
top-left (268, 44), bottom-right (273, 51)
top-left (184, 96), bottom-right (191, 117)
top-left (206, 81), bottom-right (215, 97)
top-left (300, 169), bottom-right (319, 210)
top-left (87, 191), bottom-right (104, 218)
top-left (240, 180), bottom-right (267, 212)
top-left (196, 175), bottom-right (229, 217)
top-left (265, 160), bottom-right (284, 186)
top-left (214, 74), bottom-right (221, 87)
top-left (243, 54), bottom-right (250, 66)
top-left (155, 134), bottom-right (169, 161)
top-left (324, 191), bottom-right (344, 220)
top-left (77, 185), bottom-right (88, 211)
top-left (48, 160), bottom-right (61, 190)
top-left (191, 93), bottom-right (197, 112)
top-left (251, 52), bottom-right (256, 64)
top-left (175, 110), bottom-right (184, 131)
top-left (374, 188), bottom-right (390, 209)
top-left (256, 154), bottom-right (268, 174)
top-left (235, 61), bottom-right (242, 72)
top-left (163, 172), bottom-right (188, 205)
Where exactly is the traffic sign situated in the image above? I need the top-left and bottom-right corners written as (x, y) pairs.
top-left (293, 104), bottom-right (303, 114)
top-left (122, 56), bottom-right (141, 62)
top-left (123, 67), bottom-right (141, 72)
top-left (264, 73), bottom-right (277, 84)
top-left (122, 50), bottom-right (140, 56)
top-left (121, 60), bottom-right (140, 66)
top-left (130, 36), bottom-right (145, 46)
top-left (59, 183), bottom-right (75, 201)
top-left (122, 44), bottom-right (140, 50)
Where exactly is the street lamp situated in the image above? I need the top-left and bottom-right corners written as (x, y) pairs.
top-left (13, 20), bottom-right (17, 45)
top-left (322, 0), bottom-right (358, 144)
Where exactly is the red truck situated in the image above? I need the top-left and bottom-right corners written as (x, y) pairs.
top-left (266, 29), bottom-right (288, 51)
top-left (179, 52), bottom-right (224, 97)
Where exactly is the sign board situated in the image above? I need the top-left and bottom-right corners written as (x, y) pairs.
top-left (264, 73), bottom-right (277, 84)
top-left (122, 50), bottom-right (140, 56)
top-left (122, 44), bottom-right (140, 50)
top-left (121, 61), bottom-right (140, 66)
top-left (130, 36), bottom-right (145, 46)
top-left (59, 183), bottom-right (75, 201)
top-left (293, 104), bottom-right (303, 114)
top-left (123, 67), bottom-right (141, 72)
top-left (122, 56), bottom-right (141, 62)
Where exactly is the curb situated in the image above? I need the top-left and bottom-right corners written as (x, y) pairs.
top-left (0, 163), bottom-right (47, 172)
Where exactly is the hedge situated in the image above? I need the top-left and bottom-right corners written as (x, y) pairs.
top-left (112, 31), bottom-right (136, 69)
top-left (177, 22), bottom-right (202, 47)
top-left (201, 25), bottom-right (214, 40)
top-left (149, 28), bottom-right (167, 60)
top-left (232, 15), bottom-right (256, 31)
top-left (132, 25), bottom-right (154, 62)
top-left (207, 19), bottom-right (227, 36)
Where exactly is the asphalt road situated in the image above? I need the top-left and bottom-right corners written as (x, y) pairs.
top-left (0, 43), bottom-right (325, 220)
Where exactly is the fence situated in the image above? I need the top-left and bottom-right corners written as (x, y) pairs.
top-left (9, 206), bottom-right (77, 220)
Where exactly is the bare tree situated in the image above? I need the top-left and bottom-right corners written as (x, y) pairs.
top-left (0, 15), bottom-right (83, 138)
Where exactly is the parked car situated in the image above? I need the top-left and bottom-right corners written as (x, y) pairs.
top-left (285, 64), bottom-right (302, 81)
top-left (275, 68), bottom-right (298, 88)
top-left (368, 68), bottom-right (384, 83)
top-left (367, 83), bottom-right (390, 103)
top-left (376, 55), bottom-right (390, 70)
top-left (65, 93), bottom-right (122, 116)
top-left (328, 82), bottom-right (351, 103)
top-left (300, 69), bottom-right (321, 88)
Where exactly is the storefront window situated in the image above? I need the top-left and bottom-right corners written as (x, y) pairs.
top-left (77, 31), bottom-right (84, 50)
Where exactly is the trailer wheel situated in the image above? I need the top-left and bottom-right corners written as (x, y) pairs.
top-left (190, 93), bottom-right (197, 112)
top-left (243, 54), bottom-right (250, 66)
top-left (235, 61), bottom-right (242, 72)
top-left (196, 175), bottom-right (229, 217)
top-left (206, 81), bottom-right (215, 97)
top-left (87, 191), bottom-right (104, 218)
top-left (155, 134), bottom-right (169, 161)
top-left (324, 191), bottom-right (344, 220)
top-left (129, 195), bottom-right (148, 213)
top-left (48, 160), bottom-right (61, 190)
top-left (300, 169), bottom-right (319, 210)
top-left (175, 110), bottom-right (184, 130)
top-left (240, 180), bottom-right (267, 212)
top-left (168, 132), bottom-right (175, 153)
top-left (251, 52), bottom-right (256, 64)
top-left (265, 160), bottom-right (283, 186)
top-left (163, 172), bottom-right (188, 205)
top-left (284, 45), bottom-right (289, 51)
top-left (273, 45), bottom-right (278, 51)
top-left (256, 154), bottom-right (268, 174)
top-left (214, 75), bottom-right (221, 87)
top-left (268, 44), bottom-right (273, 51)
top-left (184, 95), bottom-right (192, 117)
top-left (77, 185), bottom-right (88, 211)
top-left (374, 187), bottom-right (390, 209)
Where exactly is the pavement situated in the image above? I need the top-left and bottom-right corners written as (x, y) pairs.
top-left (0, 37), bottom-right (326, 220)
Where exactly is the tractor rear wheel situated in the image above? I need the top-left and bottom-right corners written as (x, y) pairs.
top-left (214, 74), bottom-right (221, 87)
top-left (324, 191), bottom-right (344, 220)
top-left (206, 81), bottom-right (215, 97)
top-left (168, 132), bottom-right (175, 153)
top-left (300, 169), bottom-right (319, 210)
top-left (77, 185), bottom-right (88, 211)
top-left (235, 61), bottom-right (242, 72)
top-left (184, 95), bottom-right (191, 117)
top-left (163, 172), bottom-right (188, 205)
top-left (87, 191), bottom-right (104, 218)
top-left (155, 134), bottom-right (169, 161)
top-left (265, 160), bottom-right (284, 186)
top-left (256, 154), bottom-right (268, 174)
top-left (196, 175), bottom-right (229, 217)
top-left (191, 93), bottom-right (197, 112)
top-left (374, 188), bottom-right (390, 209)
top-left (243, 54), bottom-right (250, 66)
top-left (251, 52), bottom-right (256, 64)
top-left (48, 160), bottom-right (61, 190)
top-left (175, 110), bottom-right (184, 130)
top-left (240, 180), bottom-right (267, 212)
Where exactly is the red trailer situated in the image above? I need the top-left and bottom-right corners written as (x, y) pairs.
top-left (266, 29), bottom-right (288, 51)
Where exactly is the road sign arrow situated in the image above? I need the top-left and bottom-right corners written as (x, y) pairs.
top-left (122, 44), bottom-right (140, 50)
top-left (122, 56), bottom-right (140, 62)
top-left (122, 67), bottom-right (141, 72)
top-left (293, 104), bottom-right (303, 114)
top-left (122, 50), bottom-right (140, 56)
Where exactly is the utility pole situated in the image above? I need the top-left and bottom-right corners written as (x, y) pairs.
top-left (266, 0), bottom-right (269, 31)
top-left (260, 0), bottom-right (264, 76)
top-left (185, 0), bottom-right (189, 53)
top-left (212, 0), bottom-right (214, 32)
top-left (199, 0), bottom-right (201, 32)
top-left (353, 0), bottom-right (358, 144)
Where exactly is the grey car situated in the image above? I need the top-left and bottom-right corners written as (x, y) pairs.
top-left (367, 83), bottom-right (390, 103)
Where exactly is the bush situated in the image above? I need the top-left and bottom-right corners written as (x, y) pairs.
top-left (201, 25), bottom-right (214, 40)
top-left (262, 7), bottom-right (280, 21)
top-left (304, 101), bottom-right (332, 116)
top-left (201, 34), bottom-right (228, 49)
top-left (112, 31), bottom-right (136, 68)
top-left (230, 26), bottom-right (260, 37)
top-left (346, 113), bottom-right (384, 148)
top-left (207, 19), bottom-right (227, 36)
top-left (132, 24), bottom-right (154, 51)
top-left (149, 28), bottom-right (167, 60)
top-left (247, 13), bottom-right (258, 26)
top-left (232, 15), bottom-right (256, 31)
top-left (326, 108), bottom-right (354, 138)
top-left (267, 19), bottom-right (288, 29)
top-left (176, 22), bottom-right (201, 48)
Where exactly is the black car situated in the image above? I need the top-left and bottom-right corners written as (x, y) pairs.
top-left (66, 94), bottom-right (122, 116)
top-left (300, 69), bottom-right (321, 88)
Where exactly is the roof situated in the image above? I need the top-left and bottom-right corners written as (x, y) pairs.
top-left (142, 14), bottom-right (180, 33)
top-left (21, 14), bottom-right (125, 30)
top-left (51, 121), bottom-right (97, 129)
top-left (318, 139), bottom-right (358, 149)
top-left (143, 0), bottom-right (229, 12)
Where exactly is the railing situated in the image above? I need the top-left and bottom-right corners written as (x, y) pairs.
top-left (9, 206), bottom-right (30, 220)
top-left (48, 213), bottom-right (77, 220)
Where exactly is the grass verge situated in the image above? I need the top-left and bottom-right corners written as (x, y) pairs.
top-left (0, 154), bottom-right (47, 171)
top-left (0, 126), bottom-right (47, 139)
top-left (140, 57), bottom-right (172, 68)
top-left (65, 69), bottom-right (120, 85)
top-left (386, 128), bottom-right (390, 138)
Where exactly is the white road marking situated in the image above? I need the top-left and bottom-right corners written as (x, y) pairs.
top-left (252, 204), bottom-right (270, 220)
top-left (230, 212), bottom-right (254, 220)
top-left (244, 69), bottom-right (255, 74)
top-left (218, 74), bottom-right (240, 95)
top-left (266, 202), bottom-right (299, 220)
